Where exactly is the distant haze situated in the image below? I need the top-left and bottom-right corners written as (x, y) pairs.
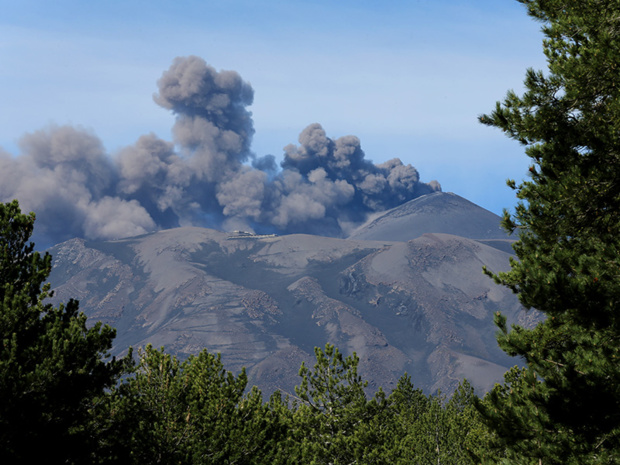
top-left (0, 56), bottom-right (440, 247)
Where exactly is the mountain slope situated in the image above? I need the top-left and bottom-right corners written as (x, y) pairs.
top-left (347, 191), bottom-right (510, 242)
top-left (47, 225), bottom-right (533, 396)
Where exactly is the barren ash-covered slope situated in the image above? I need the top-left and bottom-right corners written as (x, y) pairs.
top-left (347, 192), bottom-right (511, 242)
top-left (47, 193), bottom-right (533, 396)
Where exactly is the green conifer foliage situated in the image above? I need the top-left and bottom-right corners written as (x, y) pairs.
top-left (0, 200), bottom-right (126, 464)
top-left (387, 377), bottom-right (486, 465)
top-left (109, 344), bottom-right (280, 464)
top-left (292, 343), bottom-right (387, 464)
top-left (478, 1), bottom-right (620, 462)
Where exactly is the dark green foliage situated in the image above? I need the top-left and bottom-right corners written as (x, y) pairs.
top-left (478, 1), bottom-right (620, 463)
top-left (282, 346), bottom-right (486, 464)
top-left (106, 344), bottom-right (283, 464)
top-left (386, 376), bottom-right (488, 465)
top-left (0, 200), bottom-right (127, 464)
top-left (98, 343), bottom-right (487, 464)
top-left (290, 343), bottom-right (389, 464)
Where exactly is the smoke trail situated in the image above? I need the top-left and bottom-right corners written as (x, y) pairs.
top-left (0, 56), bottom-right (440, 247)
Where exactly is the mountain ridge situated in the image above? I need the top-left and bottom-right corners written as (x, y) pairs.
top-left (347, 191), bottom-right (511, 242)
top-left (46, 192), bottom-right (533, 396)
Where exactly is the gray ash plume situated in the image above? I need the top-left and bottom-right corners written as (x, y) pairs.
top-left (0, 56), bottom-right (440, 247)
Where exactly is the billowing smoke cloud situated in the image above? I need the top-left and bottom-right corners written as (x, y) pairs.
top-left (0, 56), bottom-right (440, 247)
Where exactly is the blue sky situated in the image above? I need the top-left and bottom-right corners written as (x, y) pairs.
top-left (0, 0), bottom-right (546, 216)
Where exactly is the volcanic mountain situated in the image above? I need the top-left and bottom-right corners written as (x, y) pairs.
top-left (47, 192), bottom-right (533, 395)
top-left (348, 192), bottom-right (509, 239)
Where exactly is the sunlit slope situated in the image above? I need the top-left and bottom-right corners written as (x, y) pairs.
top-left (347, 192), bottom-right (510, 242)
top-left (47, 223), bottom-right (533, 396)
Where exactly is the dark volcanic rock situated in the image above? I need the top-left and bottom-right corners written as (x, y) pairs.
top-left (47, 224), bottom-right (534, 397)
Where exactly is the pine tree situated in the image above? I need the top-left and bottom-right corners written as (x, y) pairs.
top-left (387, 377), bottom-right (485, 465)
top-left (0, 200), bottom-right (127, 464)
top-left (477, 1), bottom-right (620, 463)
top-left (292, 343), bottom-right (387, 464)
top-left (107, 344), bottom-right (280, 464)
